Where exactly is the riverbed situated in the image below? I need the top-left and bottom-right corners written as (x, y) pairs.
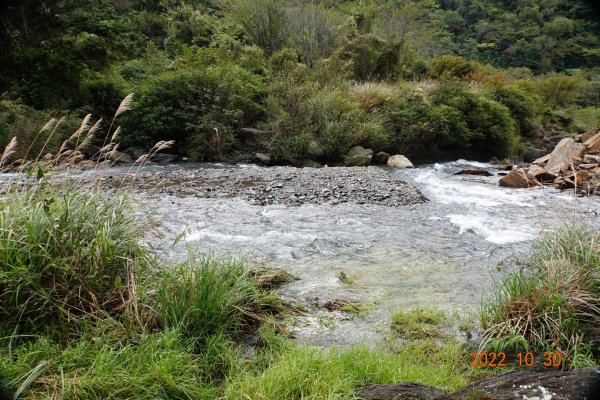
top-left (130, 161), bottom-right (600, 346)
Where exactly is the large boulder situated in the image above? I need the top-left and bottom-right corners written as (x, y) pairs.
top-left (545, 138), bottom-right (585, 174)
top-left (252, 152), bottom-right (271, 165)
top-left (373, 151), bottom-right (391, 165)
top-left (344, 146), bottom-right (373, 167)
top-left (238, 128), bottom-right (263, 147)
top-left (499, 168), bottom-right (540, 188)
top-left (357, 383), bottom-right (445, 400)
top-left (442, 368), bottom-right (600, 400)
top-left (387, 155), bottom-right (414, 169)
top-left (109, 150), bottom-right (133, 164)
top-left (152, 153), bottom-right (179, 164)
top-left (307, 140), bottom-right (325, 159)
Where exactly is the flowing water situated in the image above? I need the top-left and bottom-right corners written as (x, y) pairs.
top-left (125, 161), bottom-right (600, 345)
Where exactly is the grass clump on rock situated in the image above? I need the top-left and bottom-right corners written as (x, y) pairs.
top-left (391, 306), bottom-right (452, 340)
top-left (480, 224), bottom-right (600, 368)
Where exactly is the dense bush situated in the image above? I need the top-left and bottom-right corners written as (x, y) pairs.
top-left (387, 81), bottom-right (519, 160)
top-left (124, 65), bottom-right (264, 160)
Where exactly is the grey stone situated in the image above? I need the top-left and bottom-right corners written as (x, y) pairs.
top-left (109, 150), bottom-right (133, 164)
top-left (238, 128), bottom-right (263, 147)
top-left (545, 138), bottom-right (585, 174)
top-left (344, 146), bottom-right (373, 167)
top-left (307, 140), bottom-right (325, 159)
top-left (442, 368), bottom-right (600, 400)
top-left (357, 383), bottom-right (444, 400)
top-left (373, 151), bottom-right (390, 164)
top-left (252, 152), bottom-right (271, 165)
top-left (387, 155), bottom-right (414, 169)
top-left (152, 153), bottom-right (179, 164)
top-left (524, 146), bottom-right (546, 163)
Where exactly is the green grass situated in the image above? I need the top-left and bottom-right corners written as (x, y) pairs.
top-left (0, 183), bottom-right (150, 339)
top-left (224, 343), bottom-right (469, 399)
top-left (480, 223), bottom-right (600, 368)
top-left (1, 327), bottom-right (218, 400)
top-left (391, 306), bottom-right (451, 339)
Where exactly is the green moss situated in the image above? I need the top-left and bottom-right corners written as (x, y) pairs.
top-left (391, 307), bottom-right (451, 339)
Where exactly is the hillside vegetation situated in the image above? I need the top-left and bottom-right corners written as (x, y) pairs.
top-left (1, 0), bottom-right (599, 163)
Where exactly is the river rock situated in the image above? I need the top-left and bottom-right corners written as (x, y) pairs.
top-left (387, 155), bottom-right (414, 169)
top-left (524, 146), bottom-right (547, 163)
top-left (152, 153), bottom-right (179, 164)
top-left (109, 150), bottom-right (133, 164)
top-left (499, 169), bottom-right (540, 188)
top-left (532, 153), bottom-right (550, 166)
top-left (583, 154), bottom-right (600, 164)
top-left (581, 130), bottom-right (597, 143)
top-left (373, 151), bottom-right (390, 164)
top-left (442, 368), bottom-right (600, 400)
top-left (357, 383), bottom-right (445, 400)
top-left (124, 147), bottom-right (146, 160)
top-left (454, 169), bottom-right (492, 176)
top-left (307, 140), bottom-right (325, 159)
top-left (252, 152), bottom-right (271, 165)
top-left (584, 131), bottom-right (600, 153)
top-left (545, 138), bottom-right (585, 174)
top-left (344, 146), bottom-right (373, 167)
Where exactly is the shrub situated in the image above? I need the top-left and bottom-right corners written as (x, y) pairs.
top-left (429, 55), bottom-right (482, 80)
top-left (338, 34), bottom-right (405, 81)
top-left (489, 85), bottom-right (539, 136)
top-left (0, 98), bottom-right (77, 164)
top-left (79, 70), bottom-right (129, 119)
top-left (0, 184), bottom-right (148, 338)
top-left (537, 75), bottom-right (584, 109)
top-left (124, 65), bottom-right (264, 160)
top-left (388, 81), bottom-right (519, 160)
top-left (264, 84), bottom-right (392, 163)
top-left (430, 81), bottom-right (519, 158)
top-left (481, 224), bottom-right (600, 368)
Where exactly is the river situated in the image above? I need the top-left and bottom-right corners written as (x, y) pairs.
top-left (132, 161), bottom-right (600, 345)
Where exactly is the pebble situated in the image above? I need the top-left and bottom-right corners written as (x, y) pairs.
top-left (107, 166), bottom-right (428, 207)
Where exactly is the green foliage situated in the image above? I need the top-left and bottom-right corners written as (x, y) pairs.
top-left (0, 329), bottom-right (218, 400)
top-left (481, 224), bottom-right (600, 369)
top-left (1, 0), bottom-right (600, 163)
top-left (388, 81), bottom-right (519, 160)
top-left (124, 64), bottom-right (264, 159)
top-left (429, 55), bottom-right (482, 79)
top-left (0, 184), bottom-right (149, 338)
top-left (0, 98), bottom-right (76, 162)
top-left (229, 0), bottom-right (289, 55)
top-left (224, 344), bottom-right (469, 399)
top-left (489, 85), bottom-right (539, 136)
top-left (391, 306), bottom-right (451, 339)
top-left (537, 75), bottom-right (585, 109)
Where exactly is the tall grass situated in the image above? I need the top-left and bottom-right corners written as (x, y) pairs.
top-left (0, 184), bottom-right (149, 338)
top-left (480, 224), bottom-right (600, 368)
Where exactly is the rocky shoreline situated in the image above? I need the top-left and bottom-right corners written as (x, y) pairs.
top-left (106, 165), bottom-right (427, 207)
